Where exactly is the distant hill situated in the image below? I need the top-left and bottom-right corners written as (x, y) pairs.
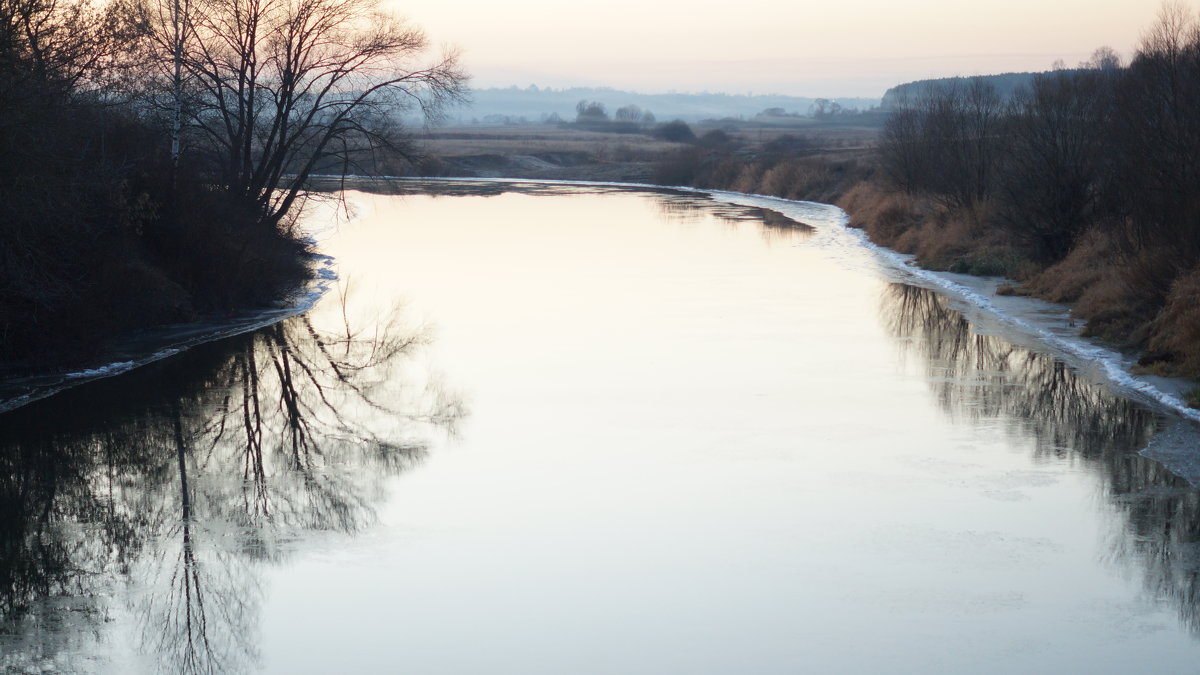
top-left (880, 71), bottom-right (1074, 109)
top-left (450, 86), bottom-right (881, 124)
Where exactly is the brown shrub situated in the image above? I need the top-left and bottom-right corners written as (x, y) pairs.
top-left (1145, 267), bottom-right (1200, 375)
top-left (1025, 229), bottom-right (1114, 304)
top-left (704, 157), bottom-right (744, 188)
top-left (732, 163), bottom-right (764, 194)
top-left (760, 163), bottom-right (799, 197)
top-left (838, 182), bottom-right (919, 247)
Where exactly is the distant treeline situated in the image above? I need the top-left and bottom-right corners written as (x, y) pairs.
top-left (880, 71), bottom-right (1071, 110)
top-left (861, 7), bottom-right (1200, 373)
top-left (457, 85), bottom-right (881, 124)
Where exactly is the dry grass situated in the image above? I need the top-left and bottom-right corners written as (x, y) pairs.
top-left (839, 182), bottom-right (918, 244)
top-left (417, 122), bottom-right (880, 168)
top-left (1145, 268), bottom-right (1200, 375)
top-left (1025, 229), bottom-right (1114, 304)
top-left (712, 124), bottom-right (879, 151)
top-left (1023, 235), bottom-right (1181, 348)
top-left (846, 179), bottom-right (1200, 365)
top-left (415, 125), bottom-right (686, 161)
top-left (840, 183), bottom-right (1032, 277)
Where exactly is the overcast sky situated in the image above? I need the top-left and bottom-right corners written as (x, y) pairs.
top-left (386, 0), bottom-right (1164, 98)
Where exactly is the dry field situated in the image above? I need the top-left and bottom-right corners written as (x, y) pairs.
top-left (415, 125), bottom-right (687, 162)
top-left (709, 123), bottom-right (880, 152)
top-left (412, 122), bottom-right (880, 182)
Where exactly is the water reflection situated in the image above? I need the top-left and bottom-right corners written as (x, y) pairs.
top-left (880, 283), bottom-right (1200, 632)
top-left (311, 177), bottom-right (646, 199)
top-left (0, 309), bottom-right (463, 673)
top-left (315, 177), bottom-right (814, 244)
top-left (651, 192), bottom-right (813, 244)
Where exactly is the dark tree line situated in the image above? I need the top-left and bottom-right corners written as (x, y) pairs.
top-left (881, 57), bottom-right (1116, 262)
top-left (0, 0), bottom-right (464, 364)
top-left (881, 6), bottom-right (1200, 275)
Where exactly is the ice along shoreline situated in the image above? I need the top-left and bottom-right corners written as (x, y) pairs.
top-left (0, 253), bottom-right (336, 415)
top-left (4, 176), bottom-right (1200, 484)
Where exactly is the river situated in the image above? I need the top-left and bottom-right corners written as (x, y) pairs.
top-left (2, 180), bottom-right (1200, 673)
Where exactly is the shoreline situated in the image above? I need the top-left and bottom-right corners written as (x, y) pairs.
top-left (325, 175), bottom-right (1200, 420)
top-left (0, 253), bottom-right (337, 415)
top-left (5, 177), bottom-right (1198, 459)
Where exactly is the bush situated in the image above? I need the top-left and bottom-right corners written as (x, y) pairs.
top-left (653, 120), bottom-right (696, 143)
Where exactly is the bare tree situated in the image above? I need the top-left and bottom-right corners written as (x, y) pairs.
top-left (0, 0), bottom-right (144, 102)
top-left (879, 91), bottom-right (928, 195)
top-left (575, 99), bottom-right (607, 122)
top-left (998, 70), bottom-right (1112, 260)
top-left (1082, 45), bottom-right (1123, 70)
top-left (141, 0), bottom-right (467, 226)
top-left (1107, 1), bottom-right (1200, 278)
top-left (614, 104), bottom-right (641, 122)
top-left (879, 78), bottom-right (1004, 213)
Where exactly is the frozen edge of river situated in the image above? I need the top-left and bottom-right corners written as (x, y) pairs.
top-left (703, 184), bottom-right (1200, 487)
top-left (7, 176), bottom-right (1200, 486)
top-left (0, 252), bottom-right (337, 415)
top-left (363, 176), bottom-right (1200, 485)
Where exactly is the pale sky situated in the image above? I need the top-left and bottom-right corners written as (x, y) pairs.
top-left (388, 0), bottom-right (1164, 98)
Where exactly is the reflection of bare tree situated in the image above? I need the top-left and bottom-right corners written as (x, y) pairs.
top-left (0, 309), bottom-right (464, 673)
top-left (880, 283), bottom-right (1200, 633)
top-left (882, 283), bottom-right (1157, 456)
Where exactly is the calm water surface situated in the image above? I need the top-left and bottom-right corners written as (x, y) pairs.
top-left (3, 182), bottom-right (1200, 673)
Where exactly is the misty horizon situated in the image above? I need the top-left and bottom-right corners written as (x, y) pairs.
top-left (391, 0), bottom-right (1155, 99)
top-left (462, 53), bottom-right (1108, 101)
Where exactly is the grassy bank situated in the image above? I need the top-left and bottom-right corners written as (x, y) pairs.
top-left (414, 94), bottom-right (1200, 382)
top-left (837, 182), bottom-right (1200, 379)
top-left (647, 9), bottom-right (1200, 382)
top-left (651, 132), bottom-right (1200, 383)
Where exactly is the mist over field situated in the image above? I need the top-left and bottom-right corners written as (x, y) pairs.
top-left (452, 86), bottom-right (881, 124)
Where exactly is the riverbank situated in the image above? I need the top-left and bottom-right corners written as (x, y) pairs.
top-left (833, 181), bottom-right (1200, 385)
top-left (0, 71), bottom-right (315, 375)
top-left (0, 252), bottom-right (334, 415)
top-left (626, 137), bottom-right (1200, 388)
top-left (310, 177), bottom-right (1200, 428)
top-left (0, 181), bottom-right (314, 373)
top-left (8, 169), bottom-right (1195, 426)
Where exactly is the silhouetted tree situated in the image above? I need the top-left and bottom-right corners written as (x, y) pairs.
top-left (1106, 1), bottom-right (1200, 284)
top-left (575, 99), bottom-right (608, 122)
top-left (653, 119), bottom-right (695, 142)
top-left (614, 104), bottom-right (642, 122)
top-left (880, 78), bottom-right (1004, 213)
top-left (138, 0), bottom-right (467, 227)
top-left (997, 69), bottom-right (1114, 260)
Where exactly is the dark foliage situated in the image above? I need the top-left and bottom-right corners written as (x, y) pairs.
top-left (0, 0), bottom-right (307, 365)
top-left (0, 0), bottom-right (463, 367)
top-left (652, 120), bottom-right (697, 143)
top-left (871, 7), bottom-right (1200, 369)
